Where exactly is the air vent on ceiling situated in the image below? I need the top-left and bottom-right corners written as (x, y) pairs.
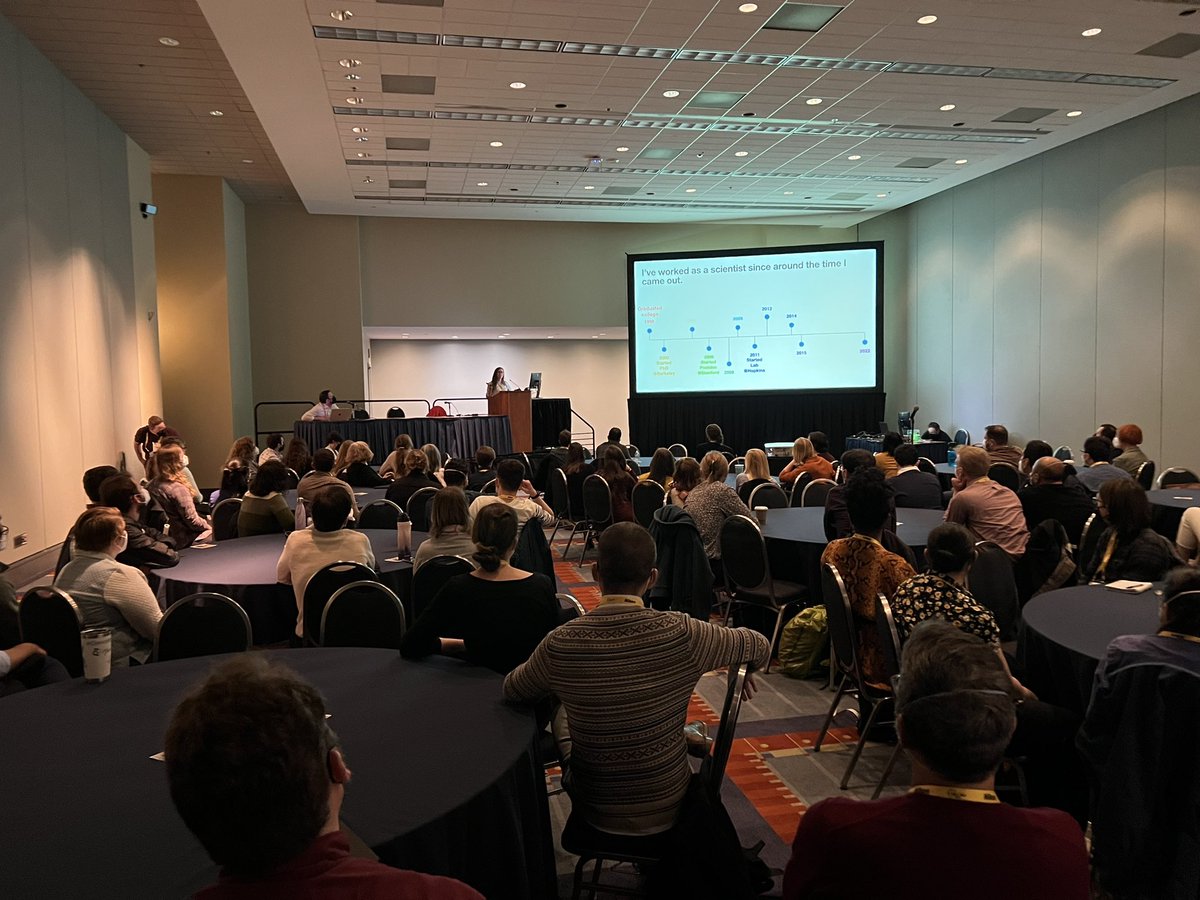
top-left (378, 0), bottom-right (443, 6)
top-left (1137, 32), bottom-right (1200, 57)
top-left (829, 192), bottom-right (867, 200)
top-left (385, 137), bottom-right (431, 151)
top-left (356, 194), bottom-right (868, 212)
top-left (382, 75), bottom-right (436, 94)
top-left (687, 91), bottom-right (748, 108)
top-left (993, 107), bottom-right (1056, 123)
top-left (896, 157), bottom-right (945, 168)
top-left (602, 186), bottom-right (642, 195)
top-left (763, 3), bottom-right (845, 32)
top-left (388, 179), bottom-right (427, 189)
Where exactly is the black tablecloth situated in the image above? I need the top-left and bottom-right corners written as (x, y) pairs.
top-left (845, 438), bottom-right (948, 463)
top-left (531, 398), bottom-right (570, 448)
top-left (0, 649), bottom-right (555, 899)
top-left (1147, 489), bottom-right (1199, 540)
top-left (283, 487), bottom-right (389, 509)
top-left (296, 416), bottom-right (513, 462)
top-left (1017, 584), bottom-right (1161, 714)
top-left (150, 530), bottom-right (422, 643)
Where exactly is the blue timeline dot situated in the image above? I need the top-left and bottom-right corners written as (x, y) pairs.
top-left (726, 361), bottom-right (732, 367)
top-left (706, 345), bottom-right (712, 351)
top-left (764, 314), bottom-right (770, 320)
top-left (752, 343), bottom-right (758, 349)
top-left (799, 341), bottom-right (805, 347)
top-left (661, 346), bottom-right (667, 352)
top-left (789, 322), bottom-right (795, 329)
top-left (862, 339), bottom-right (868, 345)
top-left (646, 328), bottom-right (652, 334)
top-left (689, 326), bottom-right (695, 333)
top-left (735, 324), bottom-right (741, 331)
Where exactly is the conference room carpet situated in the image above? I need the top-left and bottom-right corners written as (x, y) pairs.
top-left (550, 543), bottom-right (910, 896)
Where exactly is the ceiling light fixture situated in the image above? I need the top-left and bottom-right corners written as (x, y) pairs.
top-left (583, 185), bottom-right (595, 190)
top-left (616, 146), bottom-right (630, 152)
top-left (477, 181), bottom-right (488, 186)
top-left (490, 140), bottom-right (504, 147)
top-left (954, 159), bottom-right (967, 164)
top-left (805, 97), bottom-right (823, 105)
top-left (662, 89), bottom-right (680, 98)
top-left (356, 152), bottom-right (369, 158)
top-left (847, 154), bottom-right (861, 160)
top-left (685, 187), bottom-right (697, 192)
top-left (876, 193), bottom-right (888, 198)
top-left (158, 36), bottom-right (180, 46)
top-left (734, 150), bottom-right (749, 157)
top-left (783, 190), bottom-right (794, 195)
top-left (345, 74), bottom-right (361, 80)
top-left (939, 103), bottom-right (956, 111)
top-left (1067, 109), bottom-right (1083, 117)
top-left (739, 3), bottom-right (759, 11)
top-left (355, 136), bottom-right (368, 142)
top-left (917, 14), bottom-right (938, 24)
top-left (1082, 27), bottom-right (1102, 36)
top-left (330, 10), bottom-right (353, 21)
top-left (363, 176), bottom-right (374, 183)
top-left (338, 58), bottom-right (361, 68)
top-left (346, 97), bottom-right (364, 104)
top-left (241, 159), bottom-right (253, 164)
top-left (208, 109), bottom-right (224, 116)
top-left (509, 81), bottom-right (527, 89)
top-left (351, 126), bottom-right (368, 133)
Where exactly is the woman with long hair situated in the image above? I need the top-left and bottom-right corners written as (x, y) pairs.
top-left (149, 446), bottom-right (212, 548)
top-left (563, 442), bottom-right (595, 517)
top-left (379, 434), bottom-right (415, 479)
top-left (400, 504), bottom-right (558, 673)
top-left (485, 367), bottom-right (509, 398)
top-left (685, 452), bottom-right (751, 564)
top-left (385, 449), bottom-right (440, 510)
top-left (736, 448), bottom-right (774, 504)
top-left (237, 460), bottom-right (296, 537)
top-left (421, 443), bottom-right (445, 486)
top-left (1084, 480), bottom-right (1181, 583)
top-left (597, 445), bottom-right (636, 523)
top-left (412, 488), bottom-right (477, 572)
top-left (639, 447), bottom-right (675, 490)
top-left (668, 457), bottom-right (701, 507)
top-left (338, 441), bottom-right (390, 487)
top-left (780, 436), bottom-right (834, 485)
top-left (281, 437), bottom-right (312, 478)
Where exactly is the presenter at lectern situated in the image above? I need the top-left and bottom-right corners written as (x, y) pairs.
top-left (485, 367), bottom-right (517, 398)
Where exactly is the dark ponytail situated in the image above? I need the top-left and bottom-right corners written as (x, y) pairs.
top-left (924, 523), bottom-right (976, 574)
top-left (471, 503), bottom-right (519, 572)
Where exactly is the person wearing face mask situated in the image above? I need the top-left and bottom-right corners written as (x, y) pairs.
top-left (53, 507), bottom-right (163, 666)
top-left (98, 474), bottom-right (178, 570)
top-left (148, 446), bottom-right (213, 548)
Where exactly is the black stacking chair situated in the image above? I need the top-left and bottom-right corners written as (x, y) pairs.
top-left (406, 487), bottom-right (438, 532)
top-left (748, 482), bottom-right (788, 510)
top-left (411, 555), bottom-right (473, 620)
top-left (968, 542), bottom-right (1021, 642)
top-left (1054, 445), bottom-right (1074, 462)
top-left (667, 443), bottom-right (688, 458)
top-left (915, 457), bottom-right (937, 475)
top-left (320, 581), bottom-right (406, 649)
top-left (18, 586), bottom-right (84, 678)
top-left (988, 463), bottom-right (1021, 493)
top-left (481, 479), bottom-right (497, 495)
top-left (788, 471), bottom-right (813, 507)
top-left (631, 479), bottom-right (666, 528)
top-left (953, 429), bottom-right (971, 446)
top-left (547, 466), bottom-right (586, 551)
top-left (302, 561), bottom-right (378, 645)
top-left (283, 468), bottom-right (300, 490)
top-left (1158, 467), bottom-right (1200, 488)
top-left (801, 478), bottom-right (836, 508)
top-left (579, 474), bottom-right (613, 563)
top-left (872, 595), bottom-right (905, 799)
top-left (387, 406), bottom-right (405, 418)
top-left (357, 499), bottom-right (404, 530)
top-left (1077, 512), bottom-right (1103, 572)
top-left (153, 593), bottom-right (251, 662)
top-left (1135, 461), bottom-right (1156, 492)
top-left (211, 498), bottom-right (241, 541)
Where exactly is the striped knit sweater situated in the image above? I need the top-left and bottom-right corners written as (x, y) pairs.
top-left (504, 599), bottom-right (770, 833)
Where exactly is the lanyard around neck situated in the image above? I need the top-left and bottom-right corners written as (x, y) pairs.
top-left (909, 785), bottom-right (999, 804)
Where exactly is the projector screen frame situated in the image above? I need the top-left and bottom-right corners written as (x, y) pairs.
top-left (626, 240), bottom-right (884, 398)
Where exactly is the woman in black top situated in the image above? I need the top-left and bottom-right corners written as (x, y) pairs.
top-left (281, 437), bottom-right (312, 478)
top-left (338, 441), bottom-right (390, 488)
top-left (400, 504), bottom-right (558, 674)
top-left (1085, 479), bottom-right (1181, 583)
top-left (385, 449), bottom-right (440, 511)
top-left (598, 445), bottom-right (636, 523)
top-left (563, 442), bottom-right (595, 519)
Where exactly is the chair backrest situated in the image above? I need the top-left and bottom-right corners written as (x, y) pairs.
top-left (987, 463), bottom-right (1022, 493)
top-left (719, 515), bottom-right (771, 603)
top-left (387, 406), bottom-right (405, 418)
top-left (19, 587), bottom-right (84, 677)
top-left (1136, 460), bottom-right (1156, 491)
top-left (801, 478), bottom-right (836, 508)
top-left (1158, 467), bottom-right (1200, 489)
top-left (352, 408), bottom-right (369, 420)
top-left (582, 473), bottom-right (613, 525)
top-left (668, 443), bottom-right (688, 458)
top-left (356, 499), bottom-right (403, 530)
top-left (789, 471), bottom-right (813, 507)
top-left (729, 456), bottom-right (746, 474)
top-left (211, 497), bottom-right (242, 541)
top-left (406, 487), bottom-right (438, 532)
top-left (953, 429), bottom-right (970, 446)
top-left (153, 593), bottom-right (251, 662)
top-left (820, 564), bottom-right (860, 682)
top-left (699, 662), bottom-right (750, 799)
top-left (303, 561), bottom-right (379, 644)
top-left (320, 580), bottom-right (407, 649)
top-left (481, 479), bottom-right (497, 495)
top-left (1054, 445), bottom-right (1074, 461)
top-left (967, 542), bottom-right (1021, 642)
top-left (627, 444), bottom-right (640, 457)
top-left (548, 466), bottom-right (572, 518)
top-left (874, 594), bottom-right (903, 681)
top-left (512, 518), bottom-right (555, 580)
top-left (631, 479), bottom-right (666, 528)
top-left (749, 481), bottom-right (788, 510)
top-left (411, 555), bottom-right (473, 620)
top-left (283, 468), bottom-right (300, 490)
top-left (915, 456), bottom-right (937, 475)
top-left (1076, 512), bottom-right (1103, 569)
top-left (556, 591), bottom-right (586, 621)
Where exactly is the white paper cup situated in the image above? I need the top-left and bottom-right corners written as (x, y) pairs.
top-left (81, 628), bottom-right (112, 683)
top-left (396, 521), bottom-right (412, 553)
top-left (754, 505), bottom-right (768, 525)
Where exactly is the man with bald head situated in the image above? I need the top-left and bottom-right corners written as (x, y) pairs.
top-left (1018, 457), bottom-right (1096, 546)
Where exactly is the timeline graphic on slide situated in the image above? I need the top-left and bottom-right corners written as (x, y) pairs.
top-left (630, 246), bottom-right (879, 394)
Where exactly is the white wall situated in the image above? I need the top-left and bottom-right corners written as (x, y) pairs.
top-left (367, 339), bottom-right (629, 447)
top-left (0, 12), bottom-right (159, 563)
top-left (860, 91), bottom-right (1200, 472)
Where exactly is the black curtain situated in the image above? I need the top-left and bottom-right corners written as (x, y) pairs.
top-left (628, 391), bottom-right (886, 458)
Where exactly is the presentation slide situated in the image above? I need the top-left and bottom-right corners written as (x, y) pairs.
top-left (628, 243), bottom-right (882, 395)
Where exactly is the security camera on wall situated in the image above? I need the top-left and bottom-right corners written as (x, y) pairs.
top-left (139, 202), bottom-right (158, 219)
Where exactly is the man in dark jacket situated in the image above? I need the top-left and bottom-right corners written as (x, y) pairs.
top-left (889, 444), bottom-right (943, 509)
top-left (1018, 458), bottom-right (1096, 546)
top-left (99, 474), bottom-right (178, 570)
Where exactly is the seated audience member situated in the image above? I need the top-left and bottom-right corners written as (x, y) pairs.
top-left (594, 446), bottom-right (637, 523)
top-left (1018, 457), bottom-right (1096, 546)
top-left (0, 641), bottom-right (69, 698)
top-left (783, 620), bottom-right (1089, 900)
top-left (1111, 423), bottom-right (1149, 477)
top-left (164, 655), bottom-right (482, 899)
top-left (639, 447), bottom-right (676, 489)
top-left (378, 434), bottom-right (415, 479)
top-left (984, 424), bottom-right (1023, 469)
top-left (384, 450), bottom-right (440, 511)
top-left (735, 448), bottom-right (772, 504)
top-left (338, 441), bottom-right (389, 488)
top-left (780, 436), bottom-right (835, 486)
top-left (324, 432), bottom-right (343, 454)
top-left (563, 442), bottom-right (596, 516)
top-left (214, 465), bottom-right (250, 506)
top-left (821, 471), bottom-right (916, 685)
top-left (56, 464), bottom-right (121, 573)
top-left (99, 474), bottom-right (178, 570)
top-left (892, 524), bottom-right (1003, 642)
top-left (296, 449), bottom-right (359, 520)
top-left (695, 423), bottom-right (734, 458)
top-left (808, 430), bottom-right (836, 462)
top-left (1019, 439), bottom-right (1053, 478)
top-left (1075, 435), bottom-right (1132, 494)
top-left (1094, 423), bottom-right (1118, 444)
top-left (889, 444), bottom-right (942, 509)
top-left (1083, 479), bottom-right (1180, 583)
top-left (441, 466), bottom-right (469, 490)
top-left (223, 436), bottom-right (259, 480)
top-left (945, 446), bottom-right (1028, 559)
top-left (238, 461), bottom-right (295, 537)
top-left (421, 443), bottom-right (444, 485)
top-left (824, 449), bottom-right (898, 541)
top-left (469, 458), bottom-right (554, 530)
top-left (54, 507), bottom-right (163, 665)
top-left (149, 446), bottom-right (212, 548)
top-left (922, 421), bottom-right (953, 443)
top-left (467, 445), bottom-right (497, 491)
top-left (401, 504), bottom-right (557, 674)
top-left (412, 488), bottom-right (477, 572)
top-left (299, 388), bottom-right (337, 422)
top-left (331, 439), bottom-right (356, 477)
top-left (280, 437), bottom-right (312, 478)
top-left (1177, 507), bottom-right (1200, 564)
top-left (258, 433), bottom-right (285, 467)
top-left (505, 522), bottom-right (770, 836)
top-left (685, 452), bottom-right (751, 567)
top-left (874, 431), bottom-right (903, 478)
top-left (159, 436), bottom-right (204, 507)
top-left (594, 426), bottom-right (630, 461)
top-left (668, 457), bottom-right (701, 508)
top-left (1078, 568), bottom-right (1200, 899)
top-left (276, 486), bottom-right (375, 640)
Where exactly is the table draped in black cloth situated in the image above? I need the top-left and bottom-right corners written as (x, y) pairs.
top-left (1146, 489), bottom-right (1200, 541)
top-left (530, 397), bottom-right (571, 448)
top-left (295, 416), bottom-right (513, 462)
top-left (1016, 584), bottom-right (1161, 714)
top-left (0, 650), bottom-right (555, 899)
top-left (844, 438), bottom-right (948, 463)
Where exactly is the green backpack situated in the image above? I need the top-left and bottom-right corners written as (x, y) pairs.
top-left (777, 605), bottom-right (830, 678)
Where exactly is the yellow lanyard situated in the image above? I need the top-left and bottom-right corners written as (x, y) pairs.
top-left (1095, 533), bottom-right (1118, 581)
top-left (909, 785), bottom-right (1000, 804)
top-left (1159, 631), bottom-right (1200, 645)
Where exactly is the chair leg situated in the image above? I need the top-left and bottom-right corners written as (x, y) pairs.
top-left (563, 522), bottom-right (581, 559)
top-left (871, 743), bottom-right (903, 800)
top-left (571, 854), bottom-right (591, 900)
top-left (839, 698), bottom-right (885, 789)
top-left (579, 526), bottom-right (594, 564)
top-left (549, 518), bottom-right (563, 544)
top-left (762, 605), bottom-right (787, 675)
top-left (813, 674), bottom-right (851, 752)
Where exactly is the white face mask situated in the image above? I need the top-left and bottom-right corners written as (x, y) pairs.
top-left (138, 487), bottom-right (151, 505)
top-left (114, 532), bottom-right (128, 555)
top-left (181, 455), bottom-right (190, 467)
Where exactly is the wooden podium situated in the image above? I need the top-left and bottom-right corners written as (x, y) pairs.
top-left (488, 389), bottom-right (532, 453)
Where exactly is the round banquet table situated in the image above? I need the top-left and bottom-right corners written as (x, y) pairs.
top-left (1146, 488), bottom-right (1200, 541)
top-left (1016, 584), bottom-right (1161, 714)
top-left (283, 486), bottom-right (389, 509)
top-left (0, 649), bottom-right (554, 900)
top-left (150, 530), bottom-right (425, 644)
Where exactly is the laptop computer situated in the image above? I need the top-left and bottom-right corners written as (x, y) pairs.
top-left (329, 407), bottom-right (353, 422)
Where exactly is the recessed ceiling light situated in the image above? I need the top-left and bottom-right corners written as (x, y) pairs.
top-left (939, 103), bottom-right (956, 111)
top-left (345, 74), bottom-right (362, 81)
top-left (662, 90), bottom-right (680, 98)
top-left (489, 140), bottom-right (504, 147)
top-left (547, 336), bottom-right (555, 339)
top-left (351, 126), bottom-right (368, 133)
top-left (591, 335), bottom-right (599, 339)
top-left (158, 37), bottom-right (180, 46)
top-left (355, 136), bottom-right (369, 142)
top-left (242, 159), bottom-right (253, 164)
top-left (805, 97), bottom-right (823, 105)
top-left (330, 10), bottom-right (353, 21)
top-left (954, 159), bottom-right (967, 164)
top-left (685, 187), bottom-right (697, 193)
top-left (362, 176), bottom-right (374, 183)
top-left (356, 152), bottom-right (369, 158)
top-left (477, 181), bottom-right (488, 186)
top-left (917, 14), bottom-right (938, 25)
top-left (616, 146), bottom-right (630, 152)
top-left (509, 81), bottom-right (527, 90)
top-left (783, 190), bottom-right (794, 195)
top-left (1081, 27), bottom-right (1102, 36)
top-left (599, 332), bottom-right (607, 336)
top-left (339, 58), bottom-right (361, 68)
top-left (847, 154), bottom-right (861, 160)
top-left (1067, 109), bottom-right (1083, 117)
top-left (739, 3), bottom-right (759, 11)
top-left (346, 97), bottom-right (364, 104)
top-left (733, 150), bottom-right (750, 157)
top-left (208, 109), bottom-right (224, 116)
top-left (583, 185), bottom-right (595, 190)
top-left (401, 333), bottom-right (409, 337)
top-left (876, 193), bottom-right (888, 198)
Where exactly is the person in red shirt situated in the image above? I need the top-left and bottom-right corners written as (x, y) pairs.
top-left (164, 655), bottom-right (482, 900)
top-left (782, 620), bottom-right (1089, 900)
